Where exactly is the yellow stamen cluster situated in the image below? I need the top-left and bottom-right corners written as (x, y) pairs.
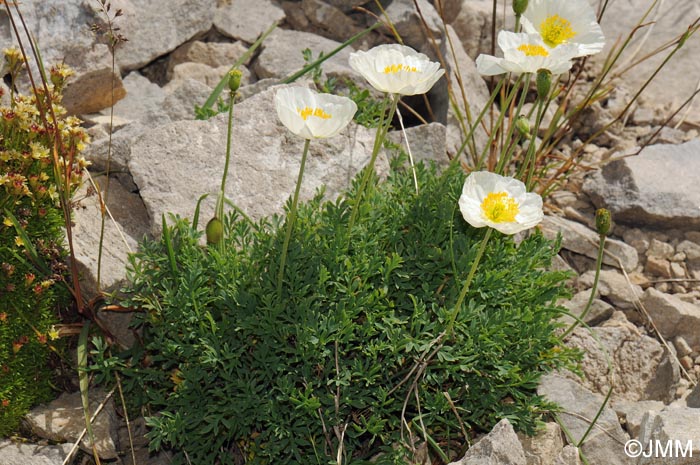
top-left (297, 107), bottom-right (332, 121)
top-left (383, 64), bottom-right (418, 74)
top-left (481, 192), bottom-right (520, 223)
top-left (539, 14), bottom-right (576, 47)
top-left (517, 44), bottom-right (549, 57)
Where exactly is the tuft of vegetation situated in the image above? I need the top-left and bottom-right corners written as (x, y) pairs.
top-left (93, 158), bottom-right (578, 465)
top-left (0, 50), bottom-right (89, 436)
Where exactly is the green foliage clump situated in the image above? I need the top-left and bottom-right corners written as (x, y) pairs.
top-left (0, 51), bottom-right (89, 436)
top-left (101, 160), bottom-right (576, 465)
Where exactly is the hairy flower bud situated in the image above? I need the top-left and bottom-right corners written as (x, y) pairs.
top-left (513, 0), bottom-right (529, 15)
top-left (595, 208), bottom-right (611, 236)
top-left (228, 69), bottom-right (242, 93)
top-left (206, 217), bottom-right (224, 245)
top-left (514, 115), bottom-right (531, 138)
top-left (536, 68), bottom-right (552, 101)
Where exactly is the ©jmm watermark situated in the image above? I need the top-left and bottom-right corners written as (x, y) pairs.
top-left (625, 439), bottom-right (695, 459)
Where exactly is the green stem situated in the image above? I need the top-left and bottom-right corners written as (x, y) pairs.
top-left (519, 95), bottom-right (545, 188)
top-left (561, 233), bottom-right (606, 339)
top-left (277, 138), bottom-right (311, 297)
top-left (346, 94), bottom-right (398, 237)
top-left (445, 228), bottom-right (493, 338)
top-left (216, 90), bottom-right (236, 221)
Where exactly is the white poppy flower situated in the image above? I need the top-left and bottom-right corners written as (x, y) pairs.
top-left (458, 171), bottom-right (543, 235)
top-left (475, 31), bottom-right (579, 76)
top-left (521, 0), bottom-right (605, 57)
top-left (348, 44), bottom-right (445, 95)
top-left (275, 87), bottom-right (357, 139)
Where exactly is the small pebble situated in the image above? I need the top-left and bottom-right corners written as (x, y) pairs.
top-left (680, 355), bottom-right (695, 371)
top-left (674, 337), bottom-right (693, 357)
top-left (647, 239), bottom-right (674, 259)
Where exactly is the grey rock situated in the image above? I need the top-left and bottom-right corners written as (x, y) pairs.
top-left (641, 288), bottom-right (700, 350)
top-left (678, 240), bottom-right (700, 268)
top-left (553, 446), bottom-right (580, 465)
top-left (638, 408), bottom-right (700, 464)
top-left (116, 0), bottom-right (217, 71)
top-left (382, 0), bottom-right (443, 50)
top-left (128, 83), bottom-right (383, 235)
top-left (448, 419), bottom-right (526, 465)
top-left (559, 291), bottom-right (614, 327)
top-left (214, 0), bottom-right (286, 44)
top-left (451, 0), bottom-right (506, 59)
top-left (595, 0), bottom-right (700, 125)
top-left (647, 239), bottom-right (674, 260)
top-left (613, 400), bottom-right (665, 437)
top-left (686, 382), bottom-right (700, 408)
top-left (166, 40), bottom-right (250, 79)
top-left (645, 256), bottom-right (672, 279)
top-left (320, 0), bottom-right (369, 13)
top-left (0, 440), bottom-right (73, 465)
top-left (0, 0), bottom-right (125, 114)
top-left (386, 122), bottom-right (448, 168)
top-left (26, 390), bottom-right (118, 459)
top-left (539, 215), bottom-right (639, 272)
top-left (578, 270), bottom-right (643, 310)
top-left (170, 62), bottom-right (252, 88)
top-left (564, 313), bottom-right (679, 402)
top-left (162, 78), bottom-right (216, 121)
top-left (102, 72), bottom-right (168, 124)
top-left (72, 175), bottom-right (149, 308)
top-left (254, 28), bottom-right (354, 80)
top-left (583, 139), bottom-right (700, 230)
top-left (302, 0), bottom-right (364, 42)
top-left (538, 374), bottom-right (632, 465)
top-left (674, 336), bottom-right (694, 357)
top-left (86, 120), bottom-right (163, 175)
top-left (431, 25), bottom-right (492, 160)
top-left (517, 422), bottom-right (564, 465)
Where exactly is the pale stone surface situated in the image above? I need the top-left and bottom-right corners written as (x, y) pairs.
top-left (170, 62), bottom-right (252, 88)
top-left (451, 0), bottom-right (507, 58)
top-left (583, 139), bottom-right (700, 230)
top-left (539, 215), bottom-right (639, 272)
top-left (553, 446), bottom-right (580, 465)
top-left (613, 400), bottom-right (665, 438)
top-left (167, 40), bottom-right (250, 79)
top-left (26, 390), bottom-right (118, 459)
top-left (254, 28), bottom-right (355, 80)
top-left (517, 422), bottom-right (564, 465)
top-left (214, 0), bottom-right (286, 44)
top-left (538, 374), bottom-right (632, 465)
top-left (564, 312), bottom-right (678, 402)
top-left (559, 290), bottom-right (614, 327)
top-left (386, 122), bottom-right (449, 168)
top-left (128, 84), bottom-right (384, 235)
top-left (103, 72), bottom-right (168, 124)
top-left (638, 408), bottom-right (700, 464)
top-left (116, 0), bottom-right (217, 71)
top-left (302, 0), bottom-right (363, 42)
top-left (448, 419), bottom-right (526, 465)
top-left (382, 0), bottom-right (443, 50)
top-left (162, 78), bottom-right (216, 121)
top-left (578, 270), bottom-right (643, 310)
top-left (641, 288), bottom-right (700, 350)
top-left (0, 440), bottom-right (73, 465)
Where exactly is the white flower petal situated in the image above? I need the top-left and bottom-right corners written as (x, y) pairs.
top-left (275, 87), bottom-right (357, 139)
top-left (348, 44), bottom-right (444, 96)
top-left (477, 31), bottom-right (577, 76)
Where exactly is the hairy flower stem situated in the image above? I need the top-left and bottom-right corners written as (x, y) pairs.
top-left (216, 90), bottom-right (236, 221)
top-left (562, 233), bottom-right (606, 339)
top-left (277, 138), bottom-right (311, 297)
top-left (346, 94), bottom-right (398, 237)
top-left (445, 228), bottom-right (493, 338)
top-left (519, 97), bottom-right (545, 188)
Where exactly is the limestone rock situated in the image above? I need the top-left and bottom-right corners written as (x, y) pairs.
top-left (638, 408), bottom-right (700, 464)
top-left (167, 40), bottom-right (250, 79)
top-left (539, 215), bottom-right (639, 271)
top-left (451, 0), bottom-right (506, 59)
top-left (116, 0), bottom-right (217, 71)
top-left (564, 313), bottom-right (678, 402)
top-left (25, 390), bottom-right (118, 459)
top-left (613, 400), bottom-right (665, 438)
top-left (583, 139), bottom-right (700, 230)
top-left (170, 62), bottom-right (251, 88)
top-left (128, 84), bottom-right (383, 235)
top-left (302, 0), bottom-right (364, 42)
top-left (553, 446), bottom-right (580, 465)
top-left (162, 78), bottom-right (216, 121)
top-left (686, 382), bottom-right (700, 408)
top-left (640, 288), bottom-right (700, 350)
top-left (578, 270), bottom-right (643, 310)
top-left (0, 440), bottom-right (73, 465)
top-left (559, 290), bottom-right (614, 327)
top-left (448, 419), bottom-right (526, 465)
top-left (678, 240), bottom-right (700, 268)
top-left (382, 0), bottom-right (443, 50)
top-left (321, 0), bottom-right (369, 13)
top-left (386, 122), bottom-right (448, 168)
top-left (214, 0), bottom-right (286, 44)
top-left (538, 374), bottom-right (632, 465)
top-left (254, 28), bottom-right (354, 80)
top-left (517, 422), bottom-right (564, 465)
top-left (101, 72), bottom-right (168, 124)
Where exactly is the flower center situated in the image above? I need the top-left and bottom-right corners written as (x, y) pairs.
top-left (481, 192), bottom-right (520, 223)
top-left (539, 14), bottom-right (576, 47)
top-left (383, 63), bottom-right (418, 74)
top-left (297, 107), bottom-right (332, 121)
top-left (517, 44), bottom-right (549, 57)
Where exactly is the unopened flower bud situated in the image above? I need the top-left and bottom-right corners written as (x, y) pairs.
top-left (228, 69), bottom-right (242, 93)
top-left (513, 0), bottom-right (529, 15)
top-left (514, 115), bottom-right (530, 138)
top-left (536, 69), bottom-right (551, 101)
top-left (205, 217), bottom-right (224, 245)
top-left (595, 208), bottom-right (611, 236)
